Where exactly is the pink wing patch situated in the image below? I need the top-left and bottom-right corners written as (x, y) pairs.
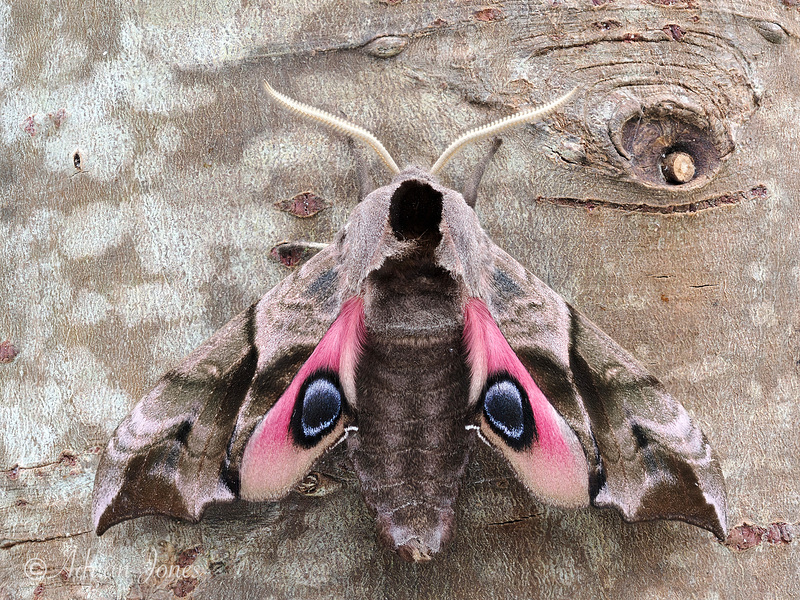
top-left (463, 299), bottom-right (589, 507)
top-left (240, 297), bottom-right (366, 500)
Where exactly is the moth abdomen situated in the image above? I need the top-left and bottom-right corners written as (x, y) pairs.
top-left (350, 320), bottom-right (472, 562)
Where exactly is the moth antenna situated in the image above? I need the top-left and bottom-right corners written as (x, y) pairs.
top-left (430, 87), bottom-right (578, 175)
top-left (263, 81), bottom-right (401, 175)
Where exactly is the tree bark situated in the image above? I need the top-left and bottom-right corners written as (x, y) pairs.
top-left (1, 1), bottom-right (798, 598)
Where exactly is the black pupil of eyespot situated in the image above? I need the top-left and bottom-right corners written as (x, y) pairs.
top-left (484, 380), bottom-right (525, 440)
top-left (300, 377), bottom-right (342, 439)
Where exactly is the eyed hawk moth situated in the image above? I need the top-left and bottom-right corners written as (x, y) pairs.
top-left (92, 82), bottom-right (727, 563)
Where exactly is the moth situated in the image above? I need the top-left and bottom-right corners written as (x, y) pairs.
top-left (93, 82), bottom-right (727, 563)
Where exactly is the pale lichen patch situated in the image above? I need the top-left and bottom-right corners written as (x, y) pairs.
top-left (59, 201), bottom-right (129, 260)
top-left (116, 281), bottom-right (204, 329)
top-left (71, 290), bottom-right (113, 326)
top-left (0, 4), bottom-right (15, 92)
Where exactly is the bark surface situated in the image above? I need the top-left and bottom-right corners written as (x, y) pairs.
top-left (1, 1), bottom-right (798, 598)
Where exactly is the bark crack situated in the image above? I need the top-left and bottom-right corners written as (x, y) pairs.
top-left (535, 185), bottom-right (766, 214)
top-left (0, 529), bottom-right (91, 550)
top-left (487, 513), bottom-right (543, 527)
top-left (3, 447), bottom-right (99, 475)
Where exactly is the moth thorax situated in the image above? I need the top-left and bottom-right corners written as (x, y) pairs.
top-left (389, 179), bottom-right (443, 243)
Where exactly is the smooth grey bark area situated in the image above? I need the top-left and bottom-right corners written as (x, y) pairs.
top-left (1, 0), bottom-right (798, 598)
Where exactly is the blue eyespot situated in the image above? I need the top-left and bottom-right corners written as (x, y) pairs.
top-left (301, 378), bottom-right (342, 437)
top-left (484, 380), bottom-right (524, 438)
top-left (291, 372), bottom-right (343, 447)
top-left (482, 376), bottom-right (535, 450)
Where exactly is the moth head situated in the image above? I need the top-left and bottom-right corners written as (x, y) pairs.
top-left (334, 167), bottom-right (493, 299)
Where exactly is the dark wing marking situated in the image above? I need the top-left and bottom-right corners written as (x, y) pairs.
top-left (92, 246), bottom-right (344, 534)
top-left (568, 311), bottom-right (727, 538)
top-left (482, 243), bottom-right (727, 539)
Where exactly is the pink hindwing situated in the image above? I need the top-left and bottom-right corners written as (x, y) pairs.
top-left (463, 298), bottom-right (589, 507)
top-left (240, 297), bottom-right (366, 500)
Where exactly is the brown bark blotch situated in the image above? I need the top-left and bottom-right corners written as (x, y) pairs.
top-left (593, 20), bottom-right (622, 30)
top-left (474, 8), bottom-right (504, 22)
top-left (22, 116), bottom-right (37, 136)
top-left (662, 24), bottom-right (686, 40)
top-left (270, 241), bottom-right (325, 268)
top-left (0, 340), bottom-right (19, 363)
top-left (176, 545), bottom-right (203, 568)
top-left (172, 577), bottom-right (198, 597)
top-left (271, 243), bottom-right (306, 268)
top-left (59, 452), bottom-right (77, 467)
top-left (648, 0), bottom-right (698, 7)
top-left (726, 523), bottom-right (766, 550)
top-left (764, 522), bottom-right (793, 545)
top-left (20, 110), bottom-right (68, 137)
top-left (274, 191), bottom-right (331, 218)
top-left (48, 108), bottom-right (68, 128)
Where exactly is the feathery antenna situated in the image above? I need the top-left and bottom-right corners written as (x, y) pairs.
top-left (263, 81), bottom-right (401, 175)
top-left (430, 87), bottom-right (578, 175)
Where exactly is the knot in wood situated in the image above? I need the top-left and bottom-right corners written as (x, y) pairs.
top-left (662, 151), bottom-right (696, 184)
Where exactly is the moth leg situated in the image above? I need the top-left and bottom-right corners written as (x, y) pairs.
top-left (347, 138), bottom-right (376, 201)
top-left (462, 137), bottom-right (503, 208)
